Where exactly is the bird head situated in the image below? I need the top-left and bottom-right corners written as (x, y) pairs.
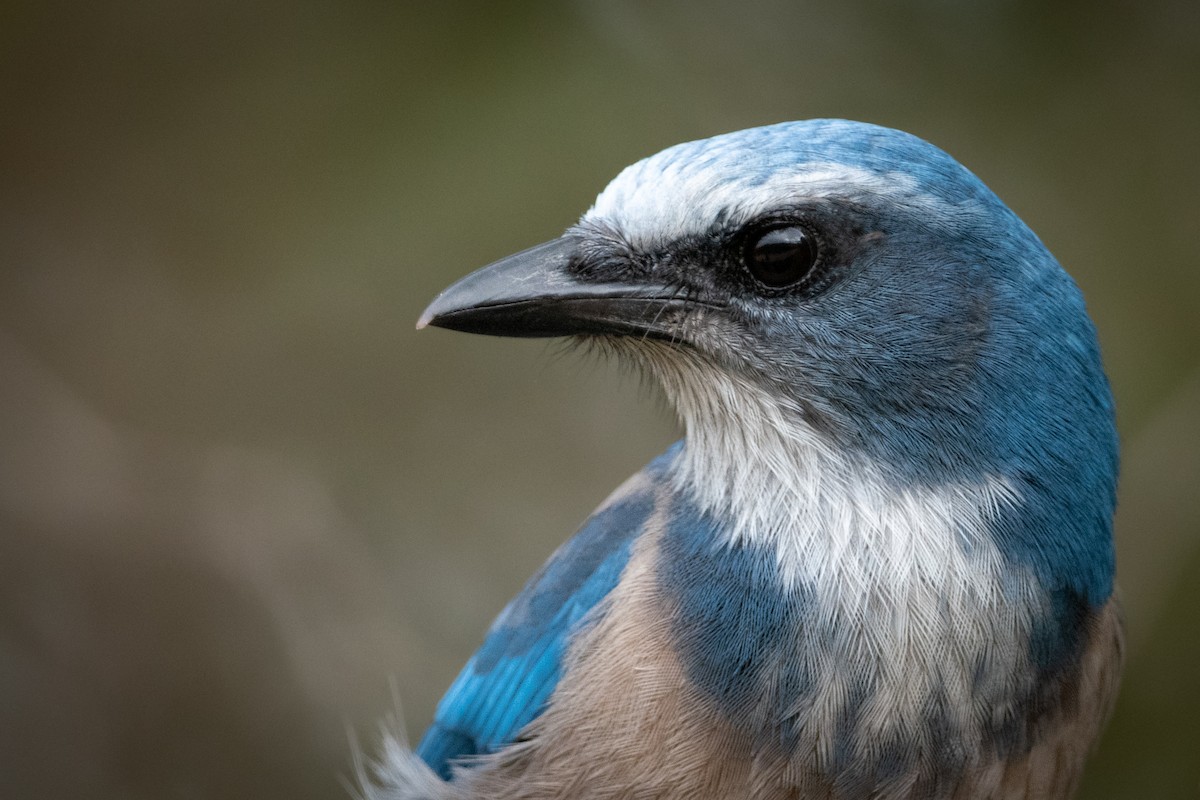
top-left (421, 120), bottom-right (1114, 494)
top-left (420, 120), bottom-right (1117, 603)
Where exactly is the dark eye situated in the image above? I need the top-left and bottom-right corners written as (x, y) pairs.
top-left (745, 225), bottom-right (819, 288)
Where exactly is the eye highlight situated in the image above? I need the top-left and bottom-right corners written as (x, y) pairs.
top-left (744, 225), bottom-right (819, 289)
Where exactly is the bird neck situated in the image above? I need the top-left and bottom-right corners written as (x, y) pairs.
top-left (640, 346), bottom-right (1019, 594)
top-left (642, 347), bottom-right (1063, 753)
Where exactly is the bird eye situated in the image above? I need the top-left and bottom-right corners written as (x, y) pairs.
top-left (745, 225), bottom-right (819, 289)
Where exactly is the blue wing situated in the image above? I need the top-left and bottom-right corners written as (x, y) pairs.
top-left (415, 445), bottom-right (679, 779)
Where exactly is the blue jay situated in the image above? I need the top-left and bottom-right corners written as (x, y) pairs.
top-left (370, 120), bottom-right (1122, 799)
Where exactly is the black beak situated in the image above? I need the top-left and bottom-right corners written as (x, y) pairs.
top-left (418, 236), bottom-right (710, 339)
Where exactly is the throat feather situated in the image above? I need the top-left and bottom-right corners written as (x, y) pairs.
top-left (618, 343), bottom-right (1057, 773)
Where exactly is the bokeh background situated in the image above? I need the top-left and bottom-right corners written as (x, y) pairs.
top-left (2, 1), bottom-right (1197, 798)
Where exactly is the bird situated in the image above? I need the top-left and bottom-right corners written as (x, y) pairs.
top-left (365, 120), bottom-right (1122, 800)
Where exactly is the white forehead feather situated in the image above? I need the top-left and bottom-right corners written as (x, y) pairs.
top-left (581, 122), bottom-right (980, 249)
top-left (585, 163), bottom-right (928, 248)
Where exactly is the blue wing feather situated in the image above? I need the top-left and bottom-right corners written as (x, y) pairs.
top-left (415, 445), bottom-right (679, 779)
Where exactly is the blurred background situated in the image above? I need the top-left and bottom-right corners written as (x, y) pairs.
top-left (1, 1), bottom-right (1197, 798)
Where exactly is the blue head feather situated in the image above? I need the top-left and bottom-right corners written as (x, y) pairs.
top-left (583, 119), bottom-right (1117, 607)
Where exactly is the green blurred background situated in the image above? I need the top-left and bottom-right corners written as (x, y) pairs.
top-left (1, 1), bottom-right (1197, 798)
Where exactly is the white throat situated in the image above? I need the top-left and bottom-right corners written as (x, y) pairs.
top-left (625, 342), bottom-right (1019, 585)
top-left (614, 339), bottom-right (1047, 743)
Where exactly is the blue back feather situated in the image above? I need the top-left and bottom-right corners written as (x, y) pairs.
top-left (415, 447), bottom-right (679, 778)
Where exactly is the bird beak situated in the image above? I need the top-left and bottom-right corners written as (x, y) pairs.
top-left (417, 236), bottom-right (702, 339)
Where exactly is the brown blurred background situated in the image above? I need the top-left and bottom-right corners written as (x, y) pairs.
top-left (1, 1), bottom-right (1197, 798)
